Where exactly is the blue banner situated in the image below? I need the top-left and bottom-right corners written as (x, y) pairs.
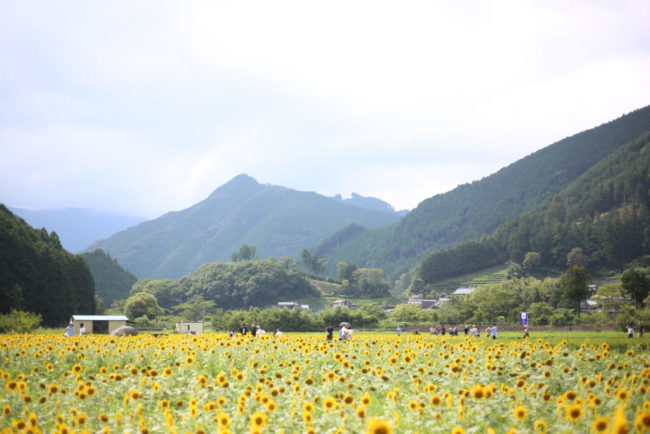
top-left (520, 312), bottom-right (528, 327)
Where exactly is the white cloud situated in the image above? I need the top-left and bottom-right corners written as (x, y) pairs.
top-left (0, 0), bottom-right (649, 217)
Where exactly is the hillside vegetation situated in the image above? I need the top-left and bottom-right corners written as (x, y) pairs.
top-left (0, 205), bottom-right (96, 326)
top-left (419, 131), bottom-right (650, 284)
top-left (320, 105), bottom-right (650, 280)
top-left (81, 249), bottom-right (138, 307)
top-left (87, 174), bottom-right (401, 279)
top-left (130, 258), bottom-right (319, 311)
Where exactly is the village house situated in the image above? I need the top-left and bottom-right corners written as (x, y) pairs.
top-left (332, 299), bottom-right (357, 309)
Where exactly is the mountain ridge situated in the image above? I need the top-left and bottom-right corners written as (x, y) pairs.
top-left (318, 105), bottom-right (650, 279)
top-left (87, 175), bottom-right (402, 279)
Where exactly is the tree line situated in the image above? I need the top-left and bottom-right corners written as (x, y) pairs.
top-left (0, 205), bottom-right (96, 326)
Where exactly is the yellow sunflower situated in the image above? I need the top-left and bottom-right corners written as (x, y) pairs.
top-left (365, 417), bottom-right (392, 434)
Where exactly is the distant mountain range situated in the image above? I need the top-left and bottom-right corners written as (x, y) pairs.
top-left (86, 175), bottom-right (403, 279)
top-left (316, 105), bottom-right (650, 280)
top-left (8, 207), bottom-right (145, 253)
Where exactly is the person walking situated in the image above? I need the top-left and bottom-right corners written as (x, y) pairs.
top-left (63, 322), bottom-right (74, 337)
top-left (491, 324), bottom-right (497, 340)
top-left (339, 324), bottom-right (348, 341)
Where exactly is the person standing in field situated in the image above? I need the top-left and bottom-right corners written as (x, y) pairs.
top-left (396, 326), bottom-right (402, 336)
top-left (491, 324), bottom-right (497, 339)
top-left (79, 323), bottom-right (86, 336)
top-left (326, 324), bottom-right (334, 341)
top-left (628, 324), bottom-right (634, 338)
top-left (239, 323), bottom-right (248, 335)
top-left (638, 322), bottom-right (645, 338)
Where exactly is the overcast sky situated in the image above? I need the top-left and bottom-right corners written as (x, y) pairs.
top-left (1, 1), bottom-right (649, 218)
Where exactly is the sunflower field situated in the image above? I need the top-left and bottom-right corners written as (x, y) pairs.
top-left (1, 332), bottom-right (649, 433)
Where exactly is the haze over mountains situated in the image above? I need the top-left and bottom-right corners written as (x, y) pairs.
top-left (8, 207), bottom-right (145, 253)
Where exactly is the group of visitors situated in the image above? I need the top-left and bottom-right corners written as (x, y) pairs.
top-left (627, 323), bottom-right (645, 338)
top-left (428, 325), bottom-right (464, 336)
top-left (324, 323), bottom-right (353, 341)
top-left (397, 323), bottom-right (499, 339)
top-left (338, 323), bottom-right (353, 340)
top-left (63, 317), bottom-right (85, 337)
top-left (230, 323), bottom-right (266, 337)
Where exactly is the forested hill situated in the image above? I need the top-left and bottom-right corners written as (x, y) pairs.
top-left (419, 131), bottom-right (650, 283)
top-left (87, 174), bottom-right (402, 280)
top-left (81, 249), bottom-right (138, 307)
top-left (0, 205), bottom-right (96, 326)
top-left (319, 105), bottom-right (650, 280)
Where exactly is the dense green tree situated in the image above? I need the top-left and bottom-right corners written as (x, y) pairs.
top-left (300, 249), bottom-right (328, 275)
top-left (0, 310), bottom-right (42, 333)
top-left (351, 268), bottom-right (391, 297)
top-left (407, 278), bottom-right (426, 296)
top-left (131, 279), bottom-right (180, 310)
top-left (358, 305), bottom-right (387, 322)
top-left (336, 262), bottom-right (358, 282)
top-left (567, 247), bottom-right (588, 267)
top-left (136, 258), bottom-right (319, 311)
top-left (124, 293), bottom-right (163, 320)
top-left (615, 305), bottom-right (639, 331)
top-left (390, 304), bottom-right (433, 323)
top-left (174, 295), bottom-right (217, 321)
top-left (231, 244), bottom-right (257, 262)
top-left (559, 266), bottom-right (591, 314)
top-left (522, 252), bottom-right (541, 272)
top-left (549, 308), bottom-right (575, 326)
top-left (621, 268), bottom-right (650, 308)
top-left (458, 284), bottom-right (521, 324)
top-left (528, 302), bottom-right (554, 325)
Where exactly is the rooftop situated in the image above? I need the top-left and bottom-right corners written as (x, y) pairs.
top-left (72, 315), bottom-right (129, 321)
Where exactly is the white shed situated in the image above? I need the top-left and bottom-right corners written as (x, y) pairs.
top-left (176, 321), bottom-right (204, 335)
top-left (72, 315), bottom-right (129, 335)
